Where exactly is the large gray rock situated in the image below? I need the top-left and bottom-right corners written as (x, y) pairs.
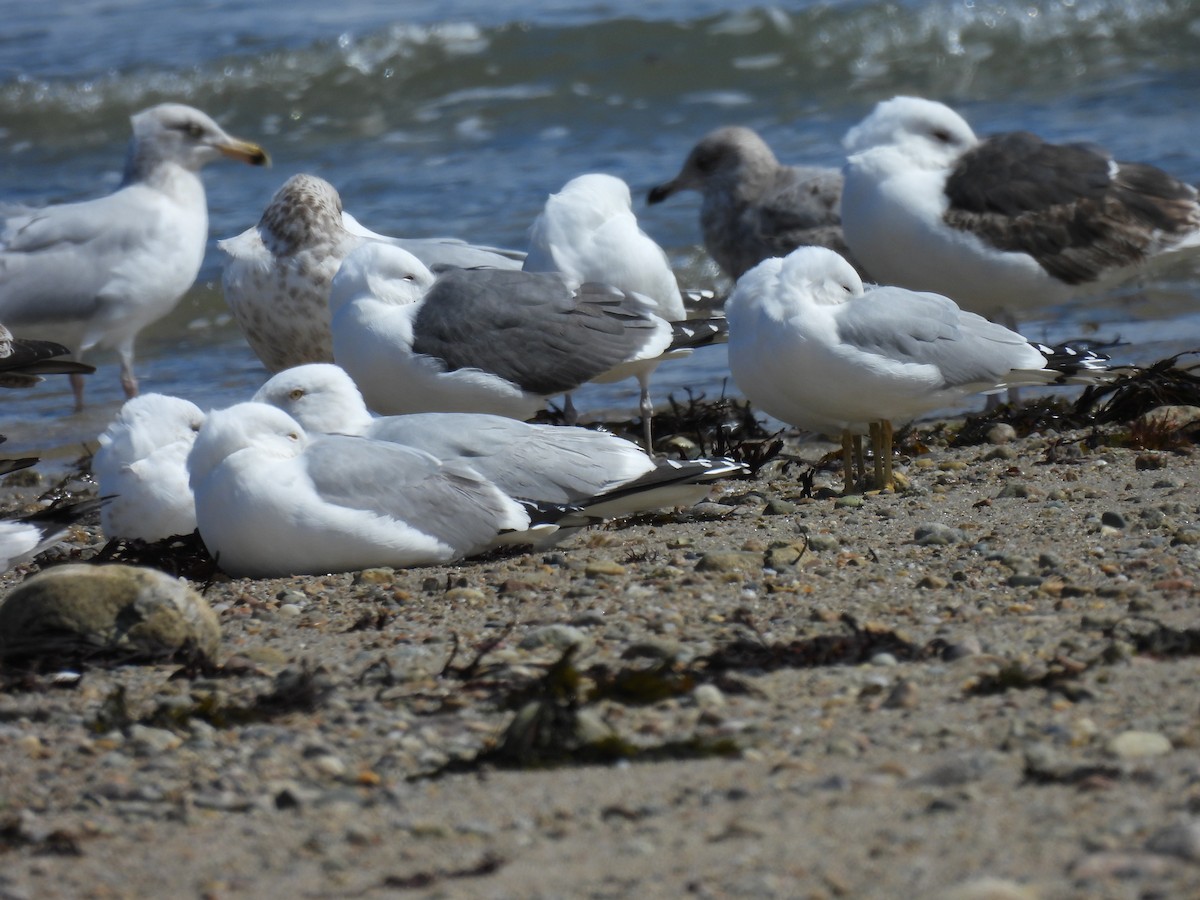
top-left (0, 564), bottom-right (220, 663)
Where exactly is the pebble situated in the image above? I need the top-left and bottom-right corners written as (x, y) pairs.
top-left (0, 564), bottom-right (220, 663)
top-left (933, 876), bottom-right (1038, 900)
top-left (942, 636), bottom-right (983, 661)
top-left (869, 652), bottom-right (897, 667)
top-left (1145, 820), bottom-right (1200, 861)
top-left (834, 495), bottom-right (864, 509)
top-left (693, 684), bottom-right (726, 711)
top-left (1137, 405), bottom-right (1200, 432)
top-left (806, 533), bottom-right (840, 553)
top-left (914, 523), bottom-right (964, 546)
top-left (987, 424), bottom-right (1018, 445)
top-left (695, 550), bottom-right (761, 573)
top-left (1100, 511), bottom-right (1127, 529)
top-left (995, 482), bottom-right (1038, 500)
top-left (519, 624), bottom-right (588, 651)
top-left (585, 559), bottom-right (627, 577)
top-left (883, 679), bottom-right (918, 710)
top-left (353, 568), bottom-right (395, 585)
top-left (128, 724), bottom-right (183, 756)
top-left (1106, 730), bottom-right (1172, 759)
top-left (764, 541), bottom-right (807, 569)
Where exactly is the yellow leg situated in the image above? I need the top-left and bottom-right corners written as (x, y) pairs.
top-left (841, 431), bottom-right (856, 494)
top-left (853, 435), bottom-right (864, 485)
top-left (870, 422), bottom-right (883, 489)
top-left (882, 420), bottom-right (894, 491)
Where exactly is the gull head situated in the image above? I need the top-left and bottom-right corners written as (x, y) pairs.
top-left (124, 103), bottom-right (269, 181)
top-left (258, 173), bottom-right (346, 255)
top-left (97, 393), bottom-right (206, 461)
top-left (550, 173), bottom-right (634, 218)
top-left (188, 402), bottom-right (306, 489)
top-left (842, 96), bottom-right (977, 169)
top-left (252, 363), bottom-right (373, 435)
top-left (328, 242), bottom-right (437, 317)
top-left (778, 246), bottom-right (865, 304)
top-left (648, 126), bottom-right (778, 204)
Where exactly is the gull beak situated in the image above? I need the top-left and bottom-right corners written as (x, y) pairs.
top-left (646, 179), bottom-right (678, 205)
top-left (217, 138), bottom-right (270, 167)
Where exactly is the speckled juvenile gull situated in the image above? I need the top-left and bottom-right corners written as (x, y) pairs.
top-left (93, 393), bottom-right (206, 542)
top-left (0, 104), bottom-right (268, 409)
top-left (1, 498), bottom-right (106, 572)
top-left (219, 173), bottom-right (524, 373)
top-left (647, 126), bottom-right (860, 280)
top-left (0, 323), bottom-right (95, 390)
top-left (187, 402), bottom-right (542, 578)
top-left (840, 95), bottom-right (1200, 317)
top-left (252, 363), bottom-right (745, 518)
top-left (328, 241), bottom-right (673, 420)
top-left (726, 246), bottom-right (1110, 491)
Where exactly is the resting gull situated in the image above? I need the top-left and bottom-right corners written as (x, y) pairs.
top-left (252, 363), bottom-right (745, 517)
top-left (1, 323), bottom-right (96, 390)
top-left (187, 403), bottom-right (549, 578)
top-left (647, 126), bottom-right (860, 280)
top-left (92, 393), bottom-right (205, 542)
top-left (328, 242), bottom-right (675, 421)
top-left (0, 104), bottom-right (268, 409)
top-left (726, 246), bottom-right (1109, 491)
top-left (840, 95), bottom-right (1200, 317)
top-left (1, 497), bottom-right (107, 573)
top-left (219, 173), bottom-right (525, 372)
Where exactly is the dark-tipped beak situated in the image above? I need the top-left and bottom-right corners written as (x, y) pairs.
top-left (646, 181), bottom-right (677, 205)
top-left (217, 138), bottom-right (270, 167)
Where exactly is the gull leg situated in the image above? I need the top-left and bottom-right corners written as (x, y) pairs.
top-left (870, 422), bottom-right (883, 489)
top-left (562, 393), bottom-right (578, 425)
top-left (882, 420), bottom-right (895, 491)
top-left (841, 431), bottom-right (856, 494)
top-left (118, 341), bottom-right (139, 399)
top-left (70, 372), bottom-right (87, 413)
top-left (853, 435), bottom-right (864, 485)
top-left (638, 374), bottom-right (654, 452)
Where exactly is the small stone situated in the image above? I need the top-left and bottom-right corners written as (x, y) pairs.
top-left (695, 551), bottom-right (761, 573)
top-left (942, 636), bottom-right (982, 661)
top-left (1106, 730), bottom-right (1172, 759)
top-left (0, 564), bottom-right (220, 663)
top-left (693, 684), bottom-right (725, 711)
top-left (764, 541), bottom-right (807, 569)
top-left (834, 495), bottom-right (863, 509)
top-left (883, 679), bottom-right (918, 710)
top-left (585, 559), bottom-right (626, 577)
top-left (984, 445), bottom-right (1017, 461)
top-left (313, 754), bottom-right (347, 778)
top-left (353, 568), bottom-right (395, 585)
top-left (914, 523), bottom-right (963, 546)
top-left (986, 423), bottom-right (1018, 445)
top-left (444, 587), bottom-right (489, 604)
top-left (917, 575), bottom-right (949, 589)
top-left (1007, 574), bottom-right (1043, 588)
top-left (128, 724), bottom-right (183, 755)
top-left (1138, 405), bottom-right (1200, 433)
top-left (278, 604), bottom-right (303, 618)
top-left (519, 623), bottom-right (588, 651)
top-left (1145, 820), bottom-right (1200, 861)
top-left (763, 498), bottom-right (797, 515)
top-left (934, 877), bottom-right (1038, 900)
top-left (1171, 528), bottom-right (1200, 546)
top-left (995, 482), bottom-right (1038, 500)
top-left (869, 652), bottom-right (897, 667)
top-left (806, 533), bottom-right (840, 553)
top-left (1101, 511), bottom-right (1127, 529)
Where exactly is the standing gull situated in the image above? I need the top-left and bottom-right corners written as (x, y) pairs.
top-left (187, 403), bottom-right (543, 578)
top-left (524, 172), bottom-right (699, 446)
top-left (92, 393), bottom-right (206, 542)
top-left (647, 126), bottom-right (860, 280)
top-left (840, 95), bottom-right (1200, 318)
top-left (0, 104), bottom-right (268, 409)
top-left (726, 247), bottom-right (1109, 491)
top-left (219, 173), bottom-right (525, 373)
top-left (253, 364), bottom-right (744, 517)
top-left (328, 242), bottom-right (674, 420)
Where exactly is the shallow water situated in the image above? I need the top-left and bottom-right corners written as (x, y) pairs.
top-left (2, 0), bottom-right (1199, 459)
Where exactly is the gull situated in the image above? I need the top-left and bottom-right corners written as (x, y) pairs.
top-left (187, 402), bottom-right (548, 578)
top-left (0, 103), bottom-right (268, 409)
top-left (524, 172), bottom-right (705, 446)
top-left (0, 323), bottom-right (96, 389)
top-left (252, 363), bottom-right (745, 517)
top-left (1, 497), bottom-right (107, 572)
top-left (219, 173), bottom-right (525, 373)
top-left (92, 393), bottom-right (206, 542)
top-left (328, 241), bottom-right (675, 421)
top-left (840, 95), bottom-right (1200, 318)
top-left (647, 126), bottom-right (861, 280)
top-left (726, 246), bottom-right (1110, 491)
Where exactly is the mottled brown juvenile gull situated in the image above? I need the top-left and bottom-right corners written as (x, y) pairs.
top-left (328, 242), bottom-right (674, 421)
top-left (840, 95), bottom-right (1200, 317)
top-left (253, 363), bottom-right (745, 519)
top-left (726, 247), bottom-right (1110, 491)
top-left (0, 104), bottom-right (268, 409)
top-left (0, 323), bottom-right (95, 389)
top-left (219, 173), bottom-right (524, 373)
top-left (647, 126), bottom-right (858, 280)
top-left (186, 403), bottom-right (543, 578)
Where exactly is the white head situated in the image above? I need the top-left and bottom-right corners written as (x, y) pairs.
top-left (842, 96), bottom-right (978, 168)
top-left (252, 363), bottom-right (373, 435)
top-left (328, 242), bottom-right (436, 317)
top-left (96, 393), bottom-right (206, 463)
top-left (124, 103), bottom-right (268, 181)
top-left (552, 173), bottom-right (634, 217)
top-left (778, 246), bottom-right (865, 304)
top-left (187, 402), bottom-right (307, 489)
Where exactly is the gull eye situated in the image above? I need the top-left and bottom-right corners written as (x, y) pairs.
top-left (931, 127), bottom-right (954, 144)
top-left (288, 388), bottom-right (304, 401)
top-left (403, 273), bottom-right (416, 282)
top-left (287, 431), bottom-right (301, 442)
